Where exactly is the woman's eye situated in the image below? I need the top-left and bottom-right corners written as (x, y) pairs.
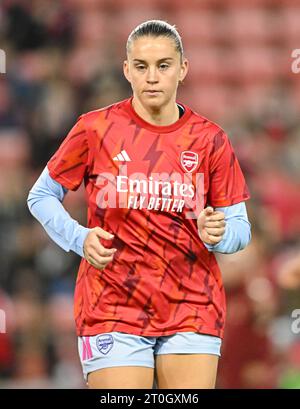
top-left (159, 64), bottom-right (169, 70)
top-left (136, 65), bottom-right (146, 70)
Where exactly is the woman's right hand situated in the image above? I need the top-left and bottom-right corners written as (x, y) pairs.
top-left (83, 227), bottom-right (117, 270)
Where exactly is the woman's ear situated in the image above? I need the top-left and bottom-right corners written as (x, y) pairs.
top-left (179, 58), bottom-right (189, 83)
top-left (123, 60), bottom-right (131, 83)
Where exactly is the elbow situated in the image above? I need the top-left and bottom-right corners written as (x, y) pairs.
top-left (224, 219), bottom-right (252, 254)
top-left (27, 190), bottom-right (34, 214)
top-left (239, 220), bottom-right (252, 251)
top-left (27, 187), bottom-right (41, 215)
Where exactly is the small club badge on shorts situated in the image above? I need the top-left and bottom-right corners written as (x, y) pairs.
top-left (180, 151), bottom-right (199, 173)
top-left (96, 334), bottom-right (114, 355)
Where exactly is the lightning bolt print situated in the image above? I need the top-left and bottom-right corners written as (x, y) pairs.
top-left (143, 136), bottom-right (164, 174)
top-left (58, 145), bottom-right (88, 175)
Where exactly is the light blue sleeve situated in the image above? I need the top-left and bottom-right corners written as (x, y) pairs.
top-left (27, 166), bottom-right (91, 258)
top-left (203, 202), bottom-right (251, 254)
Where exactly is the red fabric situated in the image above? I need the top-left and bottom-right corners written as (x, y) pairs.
top-left (47, 97), bottom-right (250, 338)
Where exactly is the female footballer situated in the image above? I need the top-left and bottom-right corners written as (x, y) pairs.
top-left (28, 20), bottom-right (251, 389)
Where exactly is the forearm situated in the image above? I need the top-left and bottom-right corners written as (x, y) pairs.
top-left (27, 167), bottom-right (90, 257)
top-left (204, 202), bottom-right (251, 254)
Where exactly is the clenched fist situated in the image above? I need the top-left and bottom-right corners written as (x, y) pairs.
top-left (83, 227), bottom-right (117, 270)
top-left (197, 206), bottom-right (226, 245)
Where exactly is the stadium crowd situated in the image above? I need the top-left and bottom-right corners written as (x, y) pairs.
top-left (0, 0), bottom-right (300, 388)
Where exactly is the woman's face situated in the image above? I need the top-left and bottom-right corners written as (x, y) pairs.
top-left (124, 36), bottom-right (188, 111)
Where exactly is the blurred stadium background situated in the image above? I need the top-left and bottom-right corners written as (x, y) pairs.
top-left (0, 0), bottom-right (300, 389)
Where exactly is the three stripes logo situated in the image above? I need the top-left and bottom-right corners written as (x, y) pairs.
top-left (81, 336), bottom-right (93, 361)
top-left (113, 150), bottom-right (131, 162)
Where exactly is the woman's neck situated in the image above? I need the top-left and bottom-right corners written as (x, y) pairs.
top-left (131, 97), bottom-right (180, 126)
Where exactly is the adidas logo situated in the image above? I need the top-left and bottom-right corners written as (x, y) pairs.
top-left (113, 150), bottom-right (132, 162)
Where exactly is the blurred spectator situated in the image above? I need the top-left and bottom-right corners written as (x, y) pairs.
top-left (277, 253), bottom-right (300, 290)
top-left (0, 0), bottom-right (300, 388)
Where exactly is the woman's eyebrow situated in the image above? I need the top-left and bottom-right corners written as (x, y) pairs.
top-left (133, 58), bottom-right (174, 63)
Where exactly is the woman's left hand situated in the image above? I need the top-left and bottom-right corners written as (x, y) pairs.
top-left (197, 206), bottom-right (226, 245)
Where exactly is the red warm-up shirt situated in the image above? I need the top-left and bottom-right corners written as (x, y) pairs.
top-left (47, 97), bottom-right (250, 339)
